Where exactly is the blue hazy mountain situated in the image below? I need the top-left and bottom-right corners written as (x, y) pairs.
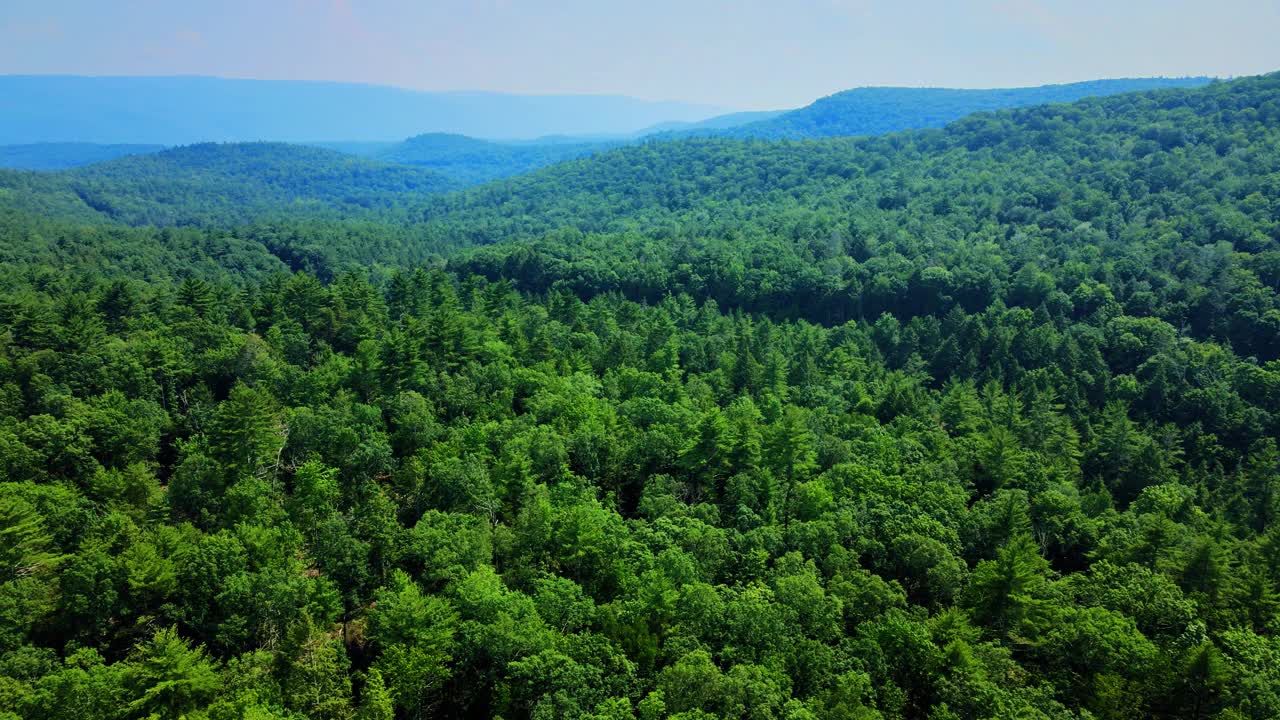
top-left (0, 75), bottom-right (728, 144)
top-left (636, 109), bottom-right (787, 135)
top-left (0, 142), bottom-right (167, 170)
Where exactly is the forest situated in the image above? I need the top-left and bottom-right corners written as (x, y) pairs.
top-left (0, 74), bottom-right (1278, 720)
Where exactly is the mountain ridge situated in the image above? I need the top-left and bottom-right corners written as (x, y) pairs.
top-left (664, 77), bottom-right (1217, 140)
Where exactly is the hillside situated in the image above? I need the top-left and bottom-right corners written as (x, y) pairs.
top-left (0, 75), bottom-right (727, 144)
top-left (0, 142), bottom-right (456, 226)
top-left (1, 74), bottom-right (1278, 720)
top-left (694, 77), bottom-right (1215, 139)
top-left (426, 73), bottom-right (1280, 357)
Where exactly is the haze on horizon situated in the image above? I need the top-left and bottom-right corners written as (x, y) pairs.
top-left (3, 0), bottom-right (1280, 110)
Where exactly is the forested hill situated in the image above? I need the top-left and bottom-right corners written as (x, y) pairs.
top-left (1, 73), bottom-right (1280, 720)
top-left (659, 77), bottom-right (1214, 140)
top-left (427, 72), bottom-right (1280, 359)
top-left (0, 142), bottom-right (457, 226)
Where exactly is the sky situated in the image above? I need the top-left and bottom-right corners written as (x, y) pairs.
top-left (3, 0), bottom-right (1279, 110)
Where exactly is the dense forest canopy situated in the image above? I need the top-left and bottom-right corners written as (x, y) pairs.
top-left (0, 74), bottom-right (1278, 720)
top-left (425, 74), bottom-right (1280, 360)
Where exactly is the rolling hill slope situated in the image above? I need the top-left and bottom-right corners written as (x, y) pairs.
top-left (424, 73), bottom-right (1280, 359)
top-left (698, 77), bottom-right (1215, 140)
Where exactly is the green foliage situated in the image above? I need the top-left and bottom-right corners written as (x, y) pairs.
top-left (367, 570), bottom-right (457, 715)
top-left (123, 627), bottom-right (222, 719)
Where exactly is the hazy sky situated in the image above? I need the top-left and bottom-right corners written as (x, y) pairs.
top-left (3, 0), bottom-right (1279, 109)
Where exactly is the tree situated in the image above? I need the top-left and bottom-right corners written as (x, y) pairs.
top-left (679, 409), bottom-right (733, 503)
top-left (123, 627), bottom-right (222, 719)
top-left (1174, 642), bottom-right (1229, 720)
top-left (657, 650), bottom-right (723, 716)
top-left (367, 570), bottom-right (458, 715)
top-left (966, 534), bottom-right (1054, 640)
top-left (765, 407), bottom-right (817, 529)
top-left (207, 383), bottom-right (286, 482)
top-left (0, 495), bottom-right (61, 584)
top-left (356, 669), bottom-right (395, 720)
top-left (284, 622), bottom-right (354, 720)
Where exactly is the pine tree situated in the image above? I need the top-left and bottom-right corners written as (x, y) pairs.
top-left (176, 277), bottom-right (215, 319)
top-left (284, 622), bottom-right (354, 720)
top-left (766, 407), bottom-right (817, 529)
top-left (1176, 642), bottom-right (1228, 720)
top-left (679, 410), bottom-right (734, 503)
top-left (124, 627), bottom-right (222, 718)
top-left (967, 534), bottom-right (1053, 640)
top-left (207, 383), bottom-right (286, 482)
top-left (0, 496), bottom-right (61, 583)
top-left (357, 669), bottom-right (395, 720)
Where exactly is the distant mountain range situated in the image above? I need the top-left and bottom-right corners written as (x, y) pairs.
top-left (0, 142), bottom-right (166, 171)
top-left (320, 79), bottom-right (1218, 185)
top-left (0, 75), bottom-right (727, 144)
top-left (0, 76), bottom-right (1222, 190)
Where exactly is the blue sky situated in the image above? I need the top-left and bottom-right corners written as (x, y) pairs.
top-left (3, 0), bottom-right (1279, 109)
